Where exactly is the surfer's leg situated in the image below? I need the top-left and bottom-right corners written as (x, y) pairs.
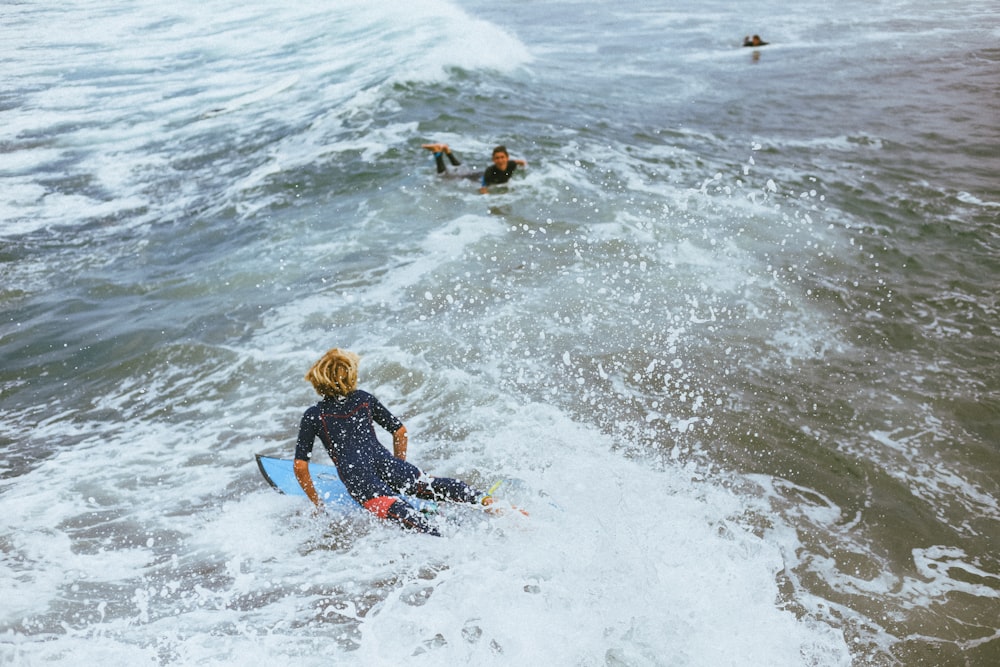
top-left (363, 496), bottom-right (440, 536)
top-left (420, 477), bottom-right (483, 505)
top-left (433, 150), bottom-right (461, 172)
top-left (378, 457), bottom-right (484, 505)
top-left (379, 456), bottom-right (422, 489)
top-left (340, 463), bottom-right (400, 509)
top-left (423, 143), bottom-right (459, 173)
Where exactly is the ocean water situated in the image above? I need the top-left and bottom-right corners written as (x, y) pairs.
top-left (2, 0), bottom-right (998, 664)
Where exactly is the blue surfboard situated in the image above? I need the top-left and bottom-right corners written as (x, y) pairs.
top-left (256, 454), bottom-right (549, 520)
top-left (255, 454), bottom-right (438, 513)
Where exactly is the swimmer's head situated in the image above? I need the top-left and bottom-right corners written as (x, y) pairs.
top-left (305, 348), bottom-right (360, 397)
top-left (492, 145), bottom-right (510, 169)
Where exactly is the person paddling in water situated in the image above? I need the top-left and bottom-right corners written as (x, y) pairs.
top-left (293, 348), bottom-right (494, 536)
top-left (742, 34), bottom-right (768, 47)
top-left (422, 143), bottom-right (527, 194)
top-left (480, 144), bottom-right (527, 194)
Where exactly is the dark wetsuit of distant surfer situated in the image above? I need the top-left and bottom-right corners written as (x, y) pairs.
top-left (480, 144), bottom-right (526, 193)
top-left (482, 162), bottom-right (519, 188)
top-left (293, 348), bottom-right (492, 536)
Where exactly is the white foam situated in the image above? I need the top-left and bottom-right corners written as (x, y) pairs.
top-left (1, 393), bottom-right (853, 664)
top-left (0, 0), bottom-right (531, 239)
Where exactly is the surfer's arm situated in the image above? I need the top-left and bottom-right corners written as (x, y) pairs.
top-left (293, 409), bottom-right (323, 507)
top-left (392, 425), bottom-right (408, 460)
top-left (367, 394), bottom-right (406, 458)
top-left (293, 458), bottom-right (322, 507)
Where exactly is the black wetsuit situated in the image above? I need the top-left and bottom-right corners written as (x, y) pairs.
top-left (482, 162), bottom-right (518, 188)
top-left (295, 390), bottom-right (482, 535)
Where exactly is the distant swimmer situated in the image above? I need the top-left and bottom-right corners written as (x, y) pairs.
top-left (479, 145), bottom-right (527, 194)
top-left (743, 34), bottom-right (769, 47)
top-left (422, 143), bottom-right (527, 194)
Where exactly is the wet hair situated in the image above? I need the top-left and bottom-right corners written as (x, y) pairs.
top-left (305, 348), bottom-right (359, 397)
top-left (492, 145), bottom-right (509, 157)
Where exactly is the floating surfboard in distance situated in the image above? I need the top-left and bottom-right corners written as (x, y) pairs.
top-left (202, 74), bottom-right (301, 118)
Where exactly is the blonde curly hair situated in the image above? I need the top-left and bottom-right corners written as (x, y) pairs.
top-left (305, 348), bottom-right (360, 398)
